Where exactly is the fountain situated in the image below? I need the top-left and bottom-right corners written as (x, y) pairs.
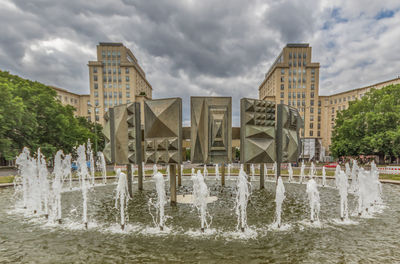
top-left (235, 165), bottom-right (251, 232)
top-left (273, 161), bottom-right (277, 181)
top-left (191, 170), bottom-right (211, 232)
top-left (350, 160), bottom-right (359, 192)
top-left (115, 168), bottom-right (130, 230)
top-left (87, 141), bottom-right (95, 187)
top-left (334, 165), bottom-right (341, 188)
top-left (299, 161), bottom-right (305, 184)
top-left (288, 163), bottom-right (293, 183)
top-left (77, 144), bottom-right (89, 229)
top-left (309, 162), bottom-right (316, 179)
top-left (227, 163), bottom-right (231, 180)
top-left (215, 163), bottom-right (220, 181)
top-left (275, 176), bottom-right (285, 228)
top-left (37, 149), bottom-right (50, 219)
top-left (98, 152), bottom-right (107, 184)
top-left (322, 166), bottom-right (326, 187)
top-left (51, 150), bottom-right (64, 224)
top-left (337, 170), bottom-right (349, 221)
top-left (306, 177), bottom-right (320, 223)
top-left (264, 164), bottom-right (268, 180)
top-left (149, 170), bottom-right (167, 231)
top-left (203, 164), bottom-right (208, 178)
top-left (15, 147), bottom-right (32, 210)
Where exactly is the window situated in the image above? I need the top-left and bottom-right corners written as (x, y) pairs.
top-left (127, 100), bottom-right (131, 104)
top-left (114, 98), bottom-right (117, 105)
top-left (94, 75), bottom-right (97, 81)
top-left (294, 61), bottom-right (297, 67)
top-left (303, 61), bottom-right (306, 66)
top-left (289, 69), bottom-right (291, 75)
top-left (126, 92), bottom-right (130, 98)
top-left (317, 131), bottom-right (320, 137)
top-left (126, 84), bottom-right (130, 89)
top-left (280, 92), bottom-right (284, 98)
top-left (289, 52), bottom-right (292, 59)
top-left (107, 51), bottom-right (111, 57)
top-left (311, 77), bottom-right (315, 82)
top-left (334, 99), bottom-right (337, 104)
top-left (93, 67), bottom-right (97, 73)
top-left (310, 115), bottom-right (314, 121)
top-left (95, 115), bottom-right (99, 122)
top-left (95, 100), bottom-right (99, 106)
top-left (126, 76), bottom-right (130, 81)
top-left (104, 92), bottom-right (107, 98)
top-left (109, 100), bottom-right (113, 107)
top-left (113, 68), bottom-right (116, 74)
top-left (293, 92), bottom-right (296, 98)
top-left (94, 83), bottom-right (98, 89)
top-left (280, 100), bottom-right (284, 104)
top-left (310, 123), bottom-right (314, 129)
top-left (331, 107), bottom-right (335, 113)
top-left (126, 68), bottom-right (129, 74)
top-left (94, 92), bottom-right (98, 98)
top-left (118, 76), bottom-right (121, 82)
top-left (109, 92), bottom-right (112, 98)
top-left (339, 98), bottom-right (342, 103)
top-left (119, 92), bottom-right (122, 98)
top-left (310, 107), bottom-right (314, 113)
top-left (108, 68), bottom-right (111, 74)
top-left (288, 93), bottom-right (291, 98)
top-left (309, 131), bottom-right (313, 136)
top-left (338, 106), bottom-right (341, 111)
top-left (102, 51), bottom-right (106, 58)
top-left (289, 77), bottom-right (292, 83)
top-left (281, 84), bottom-right (284, 90)
top-left (114, 92), bottom-right (117, 98)
top-left (103, 68), bottom-right (106, 74)
top-left (302, 100), bottom-right (305, 106)
top-left (310, 100), bottom-right (314, 106)
top-left (311, 68), bottom-right (315, 74)
top-left (117, 51), bottom-right (121, 57)
top-left (113, 76), bottom-right (116, 82)
top-left (318, 123), bottom-right (321, 129)
top-left (303, 52), bottom-right (306, 58)
top-left (302, 92), bottom-right (305, 98)
top-left (289, 61), bottom-right (292, 67)
top-left (343, 97), bottom-right (346, 102)
top-left (311, 84), bottom-right (315, 90)
top-left (293, 53), bottom-right (296, 59)
top-left (297, 92), bottom-right (300, 98)
top-left (281, 76), bottom-right (284, 82)
top-left (104, 100), bottom-right (108, 106)
top-left (119, 99), bottom-right (123, 104)
top-left (318, 108), bottom-right (321, 114)
top-left (281, 69), bottom-right (285, 74)
top-left (108, 76), bottom-right (112, 82)
top-left (311, 92), bottom-right (314, 98)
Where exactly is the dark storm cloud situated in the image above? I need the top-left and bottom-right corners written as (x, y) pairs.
top-left (1, 0), bottom-right (400, 124)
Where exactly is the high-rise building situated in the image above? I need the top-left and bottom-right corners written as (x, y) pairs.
top-left (87, 42), bottom-right (152, 125)
top-left (259, 43), bottom-right (400, 160)
top-left (259, 43), bottom-right (321, 158)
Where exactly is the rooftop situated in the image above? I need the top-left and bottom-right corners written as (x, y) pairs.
top-left (286, 43), bottom-right (309, 48)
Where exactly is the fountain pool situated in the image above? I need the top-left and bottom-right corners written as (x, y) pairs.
top-left (1, 176), bottom-right (400, 263)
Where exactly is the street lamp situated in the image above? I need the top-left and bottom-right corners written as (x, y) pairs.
top-left (87, 102), bottom-right (98, 153)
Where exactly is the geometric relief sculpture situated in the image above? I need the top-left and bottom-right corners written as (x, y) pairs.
top-left (276, 104), bottom-right (302, 163)
top-left (191, 97), bottom-right (232, 164)
top-left (240, 98), bottom-right (276, 164)
top-left (144, 98), bottom-right (182, 164)
top-left (102, 102), bottom-right (141, 164)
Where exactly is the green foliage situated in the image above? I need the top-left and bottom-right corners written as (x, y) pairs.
top-left (0, 70), bottom-right (103, 160)
top-left (331, 84), bottom-right (400, 159)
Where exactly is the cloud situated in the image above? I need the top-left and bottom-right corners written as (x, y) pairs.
top-left (0, 0), bottom-right (400, 124)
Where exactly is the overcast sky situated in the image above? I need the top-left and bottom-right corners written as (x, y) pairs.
top-left (1, 0), bottom-right (400, 125)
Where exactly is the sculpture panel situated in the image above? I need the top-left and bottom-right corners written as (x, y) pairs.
top-left (276, 104), bottom-right (302, 162)
top-left (144, 98), bottom-right (182, 164)
top-left (191, 97), bottom-right (232, 163)
top-left (240, 98), bottom-right (276, 164)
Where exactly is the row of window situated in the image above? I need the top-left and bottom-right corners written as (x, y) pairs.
top-left (101, 51), bottom-right (121, 58)
top-left (93, 99), bottom-right (131, 108)
top-left (280, 76), bottom-right (315, 83)
top-left (102, 60), bottom-right (121, 66)
top-left (284, 92), bottom-right (315, 99)
top-left (289, 52), bottom-right (307, 59)
top-left (93, 67), bottom-right (130, 75)
top-left (96, 83), bottom-right (131, 90)
top-left (93, 75), bottom-right (130, 82)
top-left (330, 94), bottom-right (362, 105)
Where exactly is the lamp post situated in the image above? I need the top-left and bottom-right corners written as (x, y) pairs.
top-left (87, 102), bottom-right (98, 153)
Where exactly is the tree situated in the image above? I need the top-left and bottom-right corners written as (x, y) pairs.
top-left (330, 84), bottom-right (400, 163)
top-left (0, 70), bottom-right (101, 161)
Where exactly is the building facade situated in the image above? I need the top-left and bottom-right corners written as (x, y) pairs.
top-left (52, 86), bottom-right (90, 119)
top-left (87, 42), bottom-right (152, 125)
top-left (259, 43), bottom-right (400, 159)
